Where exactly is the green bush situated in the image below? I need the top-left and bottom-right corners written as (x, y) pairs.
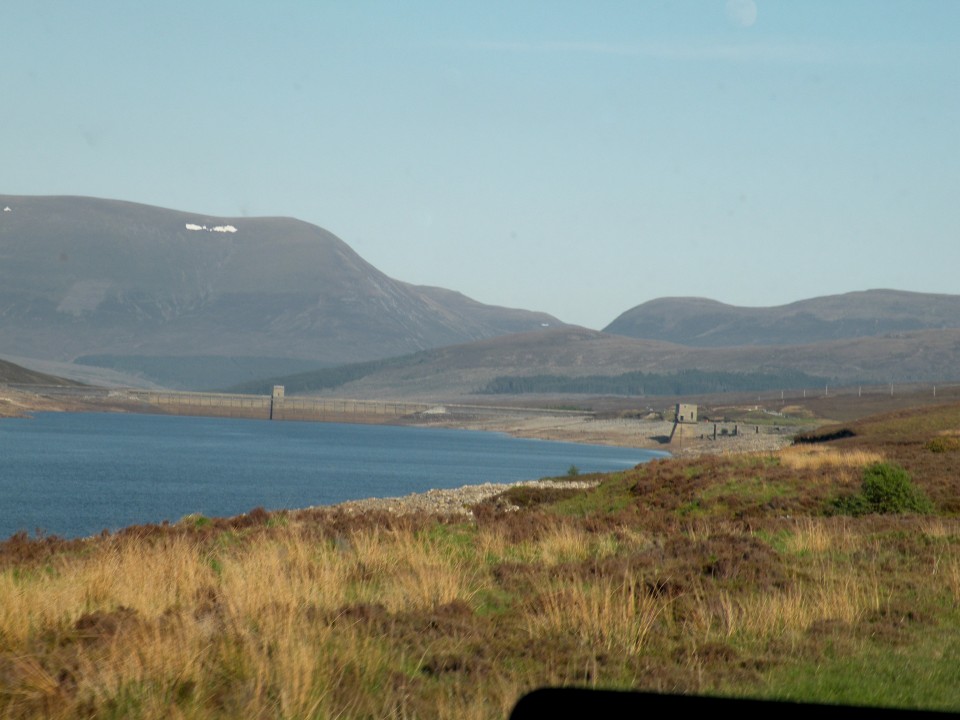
top-left (861, 462), bottom-right (933, 514)
top-left (830, 462), bottom-right (933, 516)
top-left (566, 464), bottom-right (580, 477)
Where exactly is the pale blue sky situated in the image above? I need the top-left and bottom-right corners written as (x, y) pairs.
top-left (3, 1), bottom-right (958, 329)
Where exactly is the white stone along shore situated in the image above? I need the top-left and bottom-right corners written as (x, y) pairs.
top-left (305, 415), bottom-right (803, 519)
top-left (315, 479), bottom-right (603, 518)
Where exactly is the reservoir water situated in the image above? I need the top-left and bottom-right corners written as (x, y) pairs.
top-left (0, 412), bottom-right (667, 540)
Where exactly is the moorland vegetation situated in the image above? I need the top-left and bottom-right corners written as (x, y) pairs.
top-left (1, 402), bottom-right (960, 718)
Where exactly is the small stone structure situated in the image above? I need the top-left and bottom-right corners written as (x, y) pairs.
top-left (675, 403), bottom-right (697, 423)
top-left (270, 385), bottom-right (284, 420)
top-left (669, 403), bottom-right (698, 444)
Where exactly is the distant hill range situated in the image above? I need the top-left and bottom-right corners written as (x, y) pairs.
top-left (0, 195), bottom-right (562, 388)
top-left (604, 290), bottom-right (960, 346)
top-left (226, 325), bottom-right (960, 400)
top-left (225, 290), bottom-right (960, 400)
top-left (4, 194), bottom-right (959, 397)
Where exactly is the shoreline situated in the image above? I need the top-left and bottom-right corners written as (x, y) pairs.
top-left (401, 413), bottom-right (801, 458)
top-left (1, 386), bottom-right (804, 457)
top-left (309, 478), bottom-right (604, 519)
top-left (1, 387), bottom-right (804, 528)
top-left (299, 416), bottom-right (800, 519)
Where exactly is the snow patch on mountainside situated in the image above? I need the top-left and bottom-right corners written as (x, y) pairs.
top-left (186, 223), bottom-right (237, 233)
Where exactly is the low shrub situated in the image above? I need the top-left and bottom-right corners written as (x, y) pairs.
top-left (830, 462), bottom-right (933, 516)
top-left (794, 427), bottom-right (856, 444)
top-left (501, 486), bottom-right (585, 508)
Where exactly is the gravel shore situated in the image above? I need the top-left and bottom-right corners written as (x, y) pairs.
top-left (308, 415), bottom-right (803, 519)
top-left (315, 479), bottom-right (602, 518)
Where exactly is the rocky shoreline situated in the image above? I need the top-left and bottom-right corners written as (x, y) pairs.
top-left (310, 479), bottom-right (602, 518)
top-left (304, 418), bottom-right (801, 519)
top-left (0, 386), bottom-right (96, 418)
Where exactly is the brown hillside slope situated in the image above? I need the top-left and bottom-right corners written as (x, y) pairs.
top-left (605, 289), bottom-right (960, 346)
top-left (273, 326), bottom-right (960, 400)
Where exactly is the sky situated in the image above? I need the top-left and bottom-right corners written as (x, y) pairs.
top-left (2, 1), bottom-right (958, 330)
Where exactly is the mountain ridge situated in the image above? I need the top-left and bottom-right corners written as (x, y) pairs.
top-left (604, 289), bottom-right (960, 346)
top-left (0, 194), bottom-right (563, 387)
top-left (232, 325), bottom-right (960, 400)
top-left (4, 194), bottom-right (959, 394)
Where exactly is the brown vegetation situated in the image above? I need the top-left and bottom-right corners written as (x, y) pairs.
top-left (1, 402), bottom-right (960, 717)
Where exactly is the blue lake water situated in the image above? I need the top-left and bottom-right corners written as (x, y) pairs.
top-left (0, 412), bottom-right (668, 540)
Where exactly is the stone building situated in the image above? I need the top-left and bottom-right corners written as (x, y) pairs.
top-left (675, 403), bottom-right (698, 423)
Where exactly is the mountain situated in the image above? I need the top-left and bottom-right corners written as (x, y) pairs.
top-left (5, 195), bottom-right (957, 397)
top-left (603, 290), bottom-right (960, 346)
top-left (0, 357), bottom-right (83, 386)
top-left (0, 195), bottom-right (563, 388)
top-left (234, 325), bottom-right (960, 400)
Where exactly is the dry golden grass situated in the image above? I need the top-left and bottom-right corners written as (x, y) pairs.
top-left (920, 517), bottom-right (960, 540)
top-left (345, 525), bottom-right (482, 611)
top-left (0, 526), bottom-right (496, 719)
top-left (777, 445), bottom-right (883, 472)
top-left (475, 520), bottom-right (625, 567)
top-left (780, 405), bottom-right (815, 418)
top-left (526, 573), bottom-right (669, 655)
top-left (783, 517), bottom-right (861, 555)
top-left (744, 568), bottom-right (882, 635)
top-left (0, 508), bottom-right (951, 719)
top-left (1, 655), bottom-right (59, 704)
top-left (219, 535), bottom-right (348, 615)
top-left (0, 519), bottom-right (670, 718)
top-left (943, 559), bottom-right (960, 606)
top-left (0, 536), bottom-right (214, 647)
top-left (922, 519), bottom-right (960, 606)
top-left (4, 407), bottom-right (960, 718)
top-left (680, 562), bottom-right (883, 646)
